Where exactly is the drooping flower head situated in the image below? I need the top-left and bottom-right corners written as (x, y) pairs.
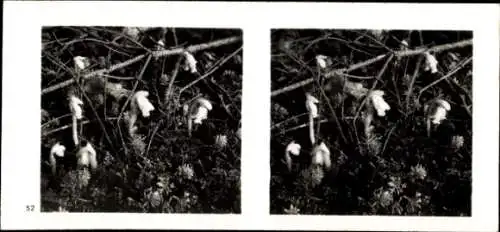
top-left (77, 141), bottom-right (97, 170)
top-left (425, 99), bottom-right (451, 125)
top-left (315, 55), bottom-right (329, 69)
top-left (311, 141), bottom-right (331, 170)
top-left (183, 51), bottom-right (198, 73)
top-left (424, 51), bottom-right (438, 74)
top-left (73, 56), bottom-right (90, 71)
top-left (133, 90), bottom-right (155, 118)
top-left (286, 141), bottom-right (301, 156)
top-left (50, 142), bottom-right (66, 158)
top-left (285, 141), bottom-right (301, 172)
top-left (369, 90), bottom-right (391, 117)
top-left (49, 142), bottom-right (66, 175)
top-left (191, 97), bottom-right (213, 125)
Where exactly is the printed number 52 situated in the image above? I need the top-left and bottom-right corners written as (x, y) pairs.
top-left (26, 205), bottom-right (35, 212)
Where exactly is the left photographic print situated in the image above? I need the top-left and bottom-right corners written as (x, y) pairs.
top-left (40, 26), bottom-right (242, 213)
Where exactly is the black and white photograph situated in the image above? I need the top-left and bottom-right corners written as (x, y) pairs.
top-left (270, 29), bottom-right (473, 215)
top-left (2, 1), bottom-right (499, 231)
top-left (40, 26), bottom-right (242, 213)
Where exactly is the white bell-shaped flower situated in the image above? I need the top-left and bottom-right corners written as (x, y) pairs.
top-left (49, 142), bottom-right (66, 174)
top-left (157, 40), bottom-right (165, 49)
top-left (315, 55), bottom-right (328, 69)
top-left (371, 30), bottom-right (385, 40)
top-left (77, 142), bottom-right (97, 170)
top-left (305, 93), bottom-right (320, 118)
top-left (424, 52), bottom-right (438, 74)
top-left (286, 141), bottom-right (301, 156)
top-left (73, 56), bottom-right (89, 71)
top-left (285, 141), bottom-right (301, 172)
top-left (183, 51), bottom-right (198, 73)
top-left (311, 142), bottom-right (331, 170)
top-left (69, 95), bottom-right (84, 119)
top-left (123, 27), bottom-right (140, 40)
top-left (429, 99), bottom-right (451, 125)
top-left (401, 40), bottom-right (409, 47)
top-left (192, 98), bottom-right (212, 125)
top-left (50, 142), bottom-right (66, 158)
top-left (193, 107), bottom-right (209, 124)
top-left (369, 90), bottom-right (391, 117)
top-left (134, 91), bottom-right (155, 117)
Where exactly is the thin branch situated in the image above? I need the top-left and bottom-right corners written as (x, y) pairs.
top-left (271, 113), bottom-right (308, 130)
top-left (353, 53), bottom-right (394, 124)
top-left (281, 119), bottom-right (329, 134)
top-left (42, 36), bottom-right (242, 95)
top-left (179, 46), bottom-right (242, 94)
top-left (116, 54), bottom-right (153, 156)
top-left (405, 55), bottom-right (423, 112)
top-left (271, 39), bottom-right (472, 97)
top-left (418, 57), bottom-right (472, 96)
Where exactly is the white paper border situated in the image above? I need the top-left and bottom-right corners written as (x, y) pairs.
top-left (1, 1), bottom-right (498, 231)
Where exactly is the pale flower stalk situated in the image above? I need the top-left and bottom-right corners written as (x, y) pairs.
top-left (306, 93), bottom-right (319, 145)
top-left (69, 95), bottom-right (84, 146)
top-left (123, 27), bottom-right (140, 40)
top-left (305, 93), bottom-right (319, 119)
top-left (69, 95), bottom-right (84, 120)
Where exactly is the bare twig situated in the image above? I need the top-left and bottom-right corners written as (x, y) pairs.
top-left (164, 29), bottom-right (182, 104)
top-left (42, 36), bottom-right (242, 95)
top-left (405, 55), bottom-right (423, 112)
top-left (271, 39), bottom-right (472, 97)
top-left (179, 46), bottom-right (242, 94)
top-left (164, 57), bottom-right (183, 104)
top-left (100, 74), bottom-right (136, 80)
top-left (418, 57), bottom-right (472, 97)
top-left (282, 119), bottom-right (329, 134)
top-left (353, 53), bottom-right (394, 123)
top-left (116, 54), bottom-right (153, 156)
top-left (318, 86), bottom-right (348, 144)
top-left (41, 113), bottom-right (72, 128)
top-left (271, 113), bottom-right (308, 130)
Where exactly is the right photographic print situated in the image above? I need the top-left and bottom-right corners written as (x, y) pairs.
top-left (270, 29), bottom-right (472, 216)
